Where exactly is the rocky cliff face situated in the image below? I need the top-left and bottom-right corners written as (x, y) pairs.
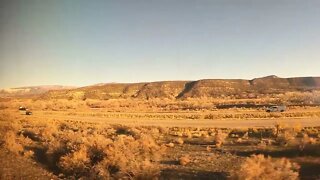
top-left (36, 76), bottom-right (320, 100)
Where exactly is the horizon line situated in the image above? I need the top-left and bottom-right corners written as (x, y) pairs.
top-left (2, 75), bottom-right (320, 89)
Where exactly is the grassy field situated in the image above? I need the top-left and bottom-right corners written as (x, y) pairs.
top-left (1, 98), bottom-right (320, 179)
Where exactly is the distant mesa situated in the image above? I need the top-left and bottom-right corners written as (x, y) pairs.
top-left (258, 75), bottom-right (279, 79)
top-left (1, 76), bottom-right (320, 99)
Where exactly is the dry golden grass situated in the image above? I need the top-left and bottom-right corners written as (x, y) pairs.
top-left (1, 97), bottom-right (320, 179)
top-left (2, 114), bottom-right (320, 179)
top-left (2, 91), bottom-right (320, 114)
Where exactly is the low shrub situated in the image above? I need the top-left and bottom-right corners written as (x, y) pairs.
top-left (232, 154), bottom-right (300, 180)
top-left (179, 155), bottom-right (191, 166)
top-left (59, 144), bottom-right (90, 176)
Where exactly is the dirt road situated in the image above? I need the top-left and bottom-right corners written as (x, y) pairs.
top-left (27, 111), bottom-right (320, 128)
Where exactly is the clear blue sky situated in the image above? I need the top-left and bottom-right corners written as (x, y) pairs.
top-left (1, 0), bottom-right (320, 88)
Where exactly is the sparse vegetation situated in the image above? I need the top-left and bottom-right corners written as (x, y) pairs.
top-left (1, 97), bottom-right (320, 179)
top-left (0, 114), bottom-right (166, 179)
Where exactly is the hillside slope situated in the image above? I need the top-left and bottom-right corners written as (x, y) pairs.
top-left (40, 76), bottom-right (320, 100)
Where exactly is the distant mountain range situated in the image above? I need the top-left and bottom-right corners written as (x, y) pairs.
top-left (1, 76), bottom-right (320, 99)
top-left (33, 76), bottom-right (320, 100)
top-left (0, 85), bottom-right (76, 98)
